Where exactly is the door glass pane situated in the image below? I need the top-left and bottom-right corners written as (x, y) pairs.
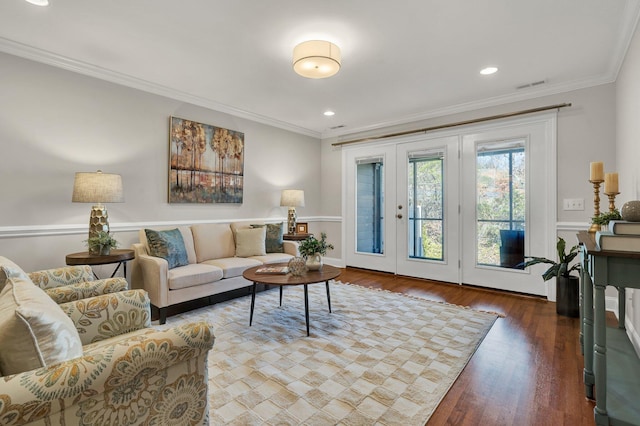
top-left (356, 159), bottom-right (384, 254)
top-left (408, 152), bottom-right (444, 261)
top-left (476, 141), bottom-right (525, 268)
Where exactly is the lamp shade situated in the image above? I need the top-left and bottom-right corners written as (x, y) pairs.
top-left (72, 170), bottom-right (124, 203)
top-left (293, 40), bottom-right (341, 79)
top-left (280, 189), bottom-right (305, 208)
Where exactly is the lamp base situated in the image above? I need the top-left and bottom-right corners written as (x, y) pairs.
top-left (88, 205), bottom-right (110, 254)
top-left (287, 207), bottom-right (297, 234)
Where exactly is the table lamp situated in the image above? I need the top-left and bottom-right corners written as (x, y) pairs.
top-left (280, 189), bottom-right (305, 234)
top-left (72, 170), bottom-right (124, 241)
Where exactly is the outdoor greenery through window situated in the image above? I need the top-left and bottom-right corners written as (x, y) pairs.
top-left (476, 141), bottom-right (525, 268)
top-left (408, 150), bottom-right (444, 261)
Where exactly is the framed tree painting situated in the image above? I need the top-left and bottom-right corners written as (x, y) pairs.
top-left (169, 116), bottom-right (244, 203)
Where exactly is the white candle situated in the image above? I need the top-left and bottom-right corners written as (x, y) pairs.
top-left (604, 172), bottom-right (618, 193)
top-left (590, 162), bottom-right (604, 181)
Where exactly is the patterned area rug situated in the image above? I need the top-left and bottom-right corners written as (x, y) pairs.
top-left (171, 281), bottom-right (498, 425)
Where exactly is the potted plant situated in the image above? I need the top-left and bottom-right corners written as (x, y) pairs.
top-left (85, 231), bottom-right (119, 256)
top-left (591, 209), bottom-right (622, 231)
top-left (520, 237), bottom-right (581, 317)
top-left (298, 232), bottom-right (334, 271)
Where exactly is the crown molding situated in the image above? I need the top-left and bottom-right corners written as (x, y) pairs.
top-left (0, 37), bottom-right (321, 139)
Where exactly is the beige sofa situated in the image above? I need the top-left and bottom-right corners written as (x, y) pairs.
top-left (131, 222), bottom-right (297, 323)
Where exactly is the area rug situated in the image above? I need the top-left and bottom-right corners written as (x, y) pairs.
top-left (170, 281), bottom-right (498, 425)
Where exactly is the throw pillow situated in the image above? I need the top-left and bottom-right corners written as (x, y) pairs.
top-left (0, 256), bottom-right (30, 293)
top-left (251, 223), bottom-right (284, 253)
top-left (145, 228), bottom-right (190, 269)
top-left (0, 275), bottom-right (83, 375)
top-left (235, 227), bottom-right (267, 257)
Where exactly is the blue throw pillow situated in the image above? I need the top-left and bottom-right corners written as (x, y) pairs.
top-left (145, 228), bottom-right (189, 269)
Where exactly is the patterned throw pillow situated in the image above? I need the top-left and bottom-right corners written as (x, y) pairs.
top-left (251, 223), bottom-right (284, 253)
top-left (145, 228), bottom-right (189, 269)
top-left (0, 274), bottom-right (83, 375)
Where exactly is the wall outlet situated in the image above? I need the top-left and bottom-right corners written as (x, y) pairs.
top-left (563, 198), bottom-right (585, 211)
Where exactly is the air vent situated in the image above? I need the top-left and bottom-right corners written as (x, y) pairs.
top-left (516, 80), bottom-right (546, 90)
top-left (330, 124), bottom-right (346, 130)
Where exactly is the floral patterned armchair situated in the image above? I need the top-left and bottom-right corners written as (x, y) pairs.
top-left (0, 258), bottom-right (215, 425)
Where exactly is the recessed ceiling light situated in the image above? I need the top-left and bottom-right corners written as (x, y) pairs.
top-left (25, 0), bottom-right (49, 5)
top-left (480, 67), bottom-right (498, 75)
top-left (324, 110), bottom-right (335, 116)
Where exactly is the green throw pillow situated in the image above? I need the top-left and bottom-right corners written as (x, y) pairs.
top-left (251, 223), bottom-right (284, 253)
top-left (145, 228), bottom-right (189, 269)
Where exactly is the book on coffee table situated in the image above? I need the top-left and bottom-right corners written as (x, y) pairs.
top-left (255, 266), bottom-right (289, 275)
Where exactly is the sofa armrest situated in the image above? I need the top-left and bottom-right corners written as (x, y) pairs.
top-left (134, 253), bottom-right (170, 309)
top-left (45, 278), bottom-right (128, 304)
top-left (59, 289), bottom-right (151, 345)
top-left (0, 321), bottom-right (214, 426)
top-left (28, 265), bottom-right (94, 289)
top-left (283, 240), bottom-right (299, 256)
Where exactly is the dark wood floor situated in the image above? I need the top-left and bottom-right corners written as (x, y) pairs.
top-left (338, 267), bottom-right (596, 426)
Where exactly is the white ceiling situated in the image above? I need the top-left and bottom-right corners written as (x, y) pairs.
top-left (1, 1), bottom-right (639, 139)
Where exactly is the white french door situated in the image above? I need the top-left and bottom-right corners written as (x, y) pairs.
top-left (343, 113), bottom-right (556, 296)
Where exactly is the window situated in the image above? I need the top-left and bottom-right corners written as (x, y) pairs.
top-left (356, 158), bottom-right (384, 254)
top-left (408, 150), bottom-right (444, 261)
top-left (476, 140), bottom-right (525, 268)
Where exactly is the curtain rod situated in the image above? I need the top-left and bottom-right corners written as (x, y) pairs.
top-left (332, 102), bottom-right (572, 147)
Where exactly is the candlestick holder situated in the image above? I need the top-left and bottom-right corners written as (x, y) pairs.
top-left (589, 179), bottom-right (604, 233)
top-left (604, 191), bottom-right (620, 213)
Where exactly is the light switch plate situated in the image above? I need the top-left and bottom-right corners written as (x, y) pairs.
top-left (563, 198), bottom-right (584, 211)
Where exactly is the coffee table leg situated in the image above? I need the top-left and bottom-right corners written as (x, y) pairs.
top-left (304, 284), bottom-right (310, 336)
top-left (280, 286), bottom-right (283, 306)
top-left (250, 282), bottom-right (257, 326)
top-left (325, 280), bottom-right (332, 313)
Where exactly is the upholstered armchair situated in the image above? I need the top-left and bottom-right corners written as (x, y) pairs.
top-left (0, 257), bottom-right (215, 425)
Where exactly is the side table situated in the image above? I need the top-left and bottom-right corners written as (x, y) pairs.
top-left (283, 233), bottom-right (312, 241)
top-left (65, 249), bottom-right (135, 280)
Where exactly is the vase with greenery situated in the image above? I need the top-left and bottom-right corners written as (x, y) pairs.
top-left (85, 231), bottom-right (119, 256)
top-left (298, 232), bottom-right (334, 271)
top-left (591, 209), bottom-right (622, 230)
top-left (520, 237), bottom-right (580, 317)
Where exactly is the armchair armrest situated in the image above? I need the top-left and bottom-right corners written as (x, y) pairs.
top-left (0, 321), bottom-right (214, 426)
top-left (28, 265), bottom-right (94, 289)
top-left (59, 289), bottom-right (151, 346)
top-left (45, 278), bottom-right (128, 304)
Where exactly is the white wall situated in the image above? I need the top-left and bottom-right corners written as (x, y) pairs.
top-left (616, 20), bottom-right (640, 351)
top-left (0, 52), bottom-right (321, 273)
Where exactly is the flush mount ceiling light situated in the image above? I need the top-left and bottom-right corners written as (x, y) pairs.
top-left (25, 0), bottom-right (49, 5)
top-left (293, 40), bottom-right (341, 79)
top-left (324, 110), bottom-right (335, 116)
top-left (480, 66), bottom-right (498, 75)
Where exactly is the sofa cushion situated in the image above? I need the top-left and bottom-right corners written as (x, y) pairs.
top-left (251, 223), bottom-right (285, 253)
top-left (140, 226), bottom-right (197, 264)
top-left (235, 227), bottom-right (266, 257)
top-left (168, 263), bottom-right (224, 290)
top-left (249, 253), bottom-right (295, 265)
top-left (192, 224), bottom-right (236, 262)
top-left (0, 274), bottom-right (83, 375)
top-left (203, 257), bottom-right (262, 279)
top-left (145, 228), bottom-right (190, 269)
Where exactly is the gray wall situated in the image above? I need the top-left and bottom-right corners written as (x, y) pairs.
top-left (0, 52), bottom-right (321, 273)
top-left (616, 20), bottom-right (640, 352)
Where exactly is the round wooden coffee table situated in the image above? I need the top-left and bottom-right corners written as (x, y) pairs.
top-left (243, 263), bottom-right (341, 336)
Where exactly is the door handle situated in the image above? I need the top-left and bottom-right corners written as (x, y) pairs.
top-left (396, 214), bottom-right (403, 219)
